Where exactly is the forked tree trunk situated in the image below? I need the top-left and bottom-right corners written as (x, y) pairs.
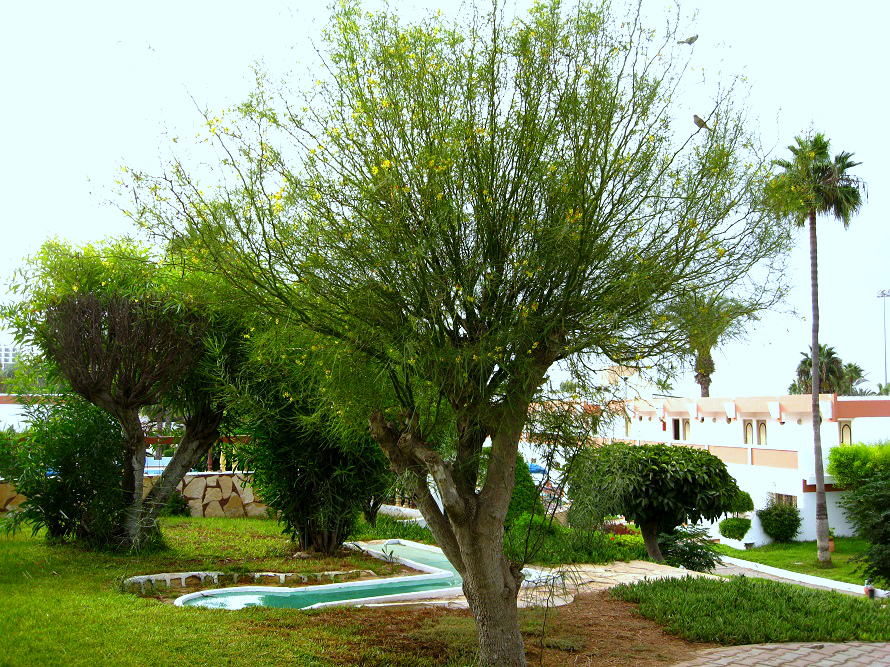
top-left (638, 520), bottom-right (665, 562)
top-left (369, 396), bottom-right (538, 667)
top-left (809, 212), bottom-right (832, 564)
top-left (140, 407), bottom-right (223, 539)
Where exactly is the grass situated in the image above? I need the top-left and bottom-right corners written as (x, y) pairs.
top-left (715, 537), bottom-right (871, 586)
top-left (0, 517), bottom-right (467, 667)
top-left (350, 514), bottom-right (437, 545)
top-left (612, 575), bottom-right (890, 644)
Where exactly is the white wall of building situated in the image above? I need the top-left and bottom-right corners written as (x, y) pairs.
top-left (0, 399), bottom-right (26, 431)
top-left (598, 395), bottom-right (890, 545)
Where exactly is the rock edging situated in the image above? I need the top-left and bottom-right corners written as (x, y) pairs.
top-left (123, 569), bottom-right (377, 594)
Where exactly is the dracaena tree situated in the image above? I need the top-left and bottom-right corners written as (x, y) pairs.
top-left (123, 2), bottom-right (789, 663)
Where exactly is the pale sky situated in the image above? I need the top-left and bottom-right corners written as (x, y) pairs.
top-left (1, 1), bottom-right (887, 398)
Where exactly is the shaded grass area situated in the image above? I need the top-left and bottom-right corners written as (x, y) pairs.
top-left (715, 537), bottom-right (871, 585)
top-left (612, 575), bottom-right (890, 645)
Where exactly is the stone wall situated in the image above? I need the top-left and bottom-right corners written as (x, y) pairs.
top-left (0, 482), bottom-right (26, 513)
top-left (169, 472), bottom-right (268, 518)
top-left (1, 472), bottom-right (268, 519)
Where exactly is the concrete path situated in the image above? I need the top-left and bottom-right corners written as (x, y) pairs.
top-left (673, 641), bottom-right (890, 666)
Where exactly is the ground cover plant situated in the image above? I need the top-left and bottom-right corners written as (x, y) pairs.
top-left (714, 537), bottom-right (871, 585)
top-left (612, 575), bottom-right (890, 644)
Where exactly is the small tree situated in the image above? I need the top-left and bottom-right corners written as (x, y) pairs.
top-left (569, 442), bottom-right (739, 562)
top-left (127, 2), bottom-right (789, 662)
top-left (4, 240), bottom-right (244, 549)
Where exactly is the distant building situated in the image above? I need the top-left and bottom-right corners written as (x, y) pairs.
top-left (601, 394), bottom-right (890, 546)
top-left (0, 345), bottom-right (20, 370)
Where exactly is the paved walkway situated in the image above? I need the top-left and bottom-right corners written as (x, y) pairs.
top-left (673, 641), bottom-right (890, 666)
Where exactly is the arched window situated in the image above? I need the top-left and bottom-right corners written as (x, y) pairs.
top-left (758, 421), bottom-right (767, 446)
top-left (743, 420), bottom-right (754, 445)
top-left (683, 419), bottom-right (690, 440)
top-left (840, 422), bottom-right (852, 445)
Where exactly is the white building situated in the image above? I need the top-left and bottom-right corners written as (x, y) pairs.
top-left (0, 395), bottom-right (27, 430)
top-left (0, 345), bottom-right (21, 369)
top-left (600, 394), bottom-right (890, 547)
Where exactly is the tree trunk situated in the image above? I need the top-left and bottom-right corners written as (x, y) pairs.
top-left (458, 526), bottom-right (526, 667)
top-left (809, 212), bottom-right (832, 564)
top-left (140, 407), bottom-right (222, 540)
top-left (694, 349), bottom-right (714, 398)
top-left (119, 410), bottom-right (148, 549)
top-left (639, 520), bottom-right (665, 562)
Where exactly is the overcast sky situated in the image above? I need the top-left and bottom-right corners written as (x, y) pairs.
top-left (1, 0), bottom-right (887, 398)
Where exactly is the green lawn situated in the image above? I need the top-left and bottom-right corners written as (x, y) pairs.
top-left (715, 537), bottom-right (872, 586)
top-left (0, 517), bottom-right (469, 667)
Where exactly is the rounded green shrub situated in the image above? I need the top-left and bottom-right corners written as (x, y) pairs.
top-left (719, 517), bottom-right (752, 541)
top-left (728, 490), bottom-right (754, 514)
top-left (756, 500), bottom-right (801, 542)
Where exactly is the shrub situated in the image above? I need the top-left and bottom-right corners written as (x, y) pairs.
top-left (238, 405), bottom-right (391, 555)
top-left (756, 498), bottom-right (801, 542)
top-left (728, 489), bottom-right (754, 514)
top-left (828, 441), bottom-right (890, 488)
top-left (658, 525), bottom-right (723, 572)
top-left (718, 517), bottom-right (752, 541)
top-left (603, 522), bottom-right (638, 536)
top-left (160, 489), bottom-right (191, 518)
top-left (0, 397), bottom-right (126, 547)
top-left (568, 441), bottom-right (740, 562)
top-left (839, 468), bottom-right (890, 586)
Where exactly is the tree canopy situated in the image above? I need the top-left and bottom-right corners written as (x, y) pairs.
top-left (4, 240), bottom-right (246, 548)
top-left (568, 441), bottom-right (739, 562)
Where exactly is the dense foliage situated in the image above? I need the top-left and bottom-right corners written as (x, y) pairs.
top-left (728, 489), bottom-right (755, 514)
top-left (567, 441), bottom-right (740, 562)
top-left (828, 441), bottom-right (890, 488)
top-left (756, 498), bottom-right (802, 543)
top-left (0, 398), bottom-right (126, 547)
top-left (238, 403), bottom-right (392, 555)
top-left (838, 469), bottom-right (890, 586)
top-left (718, 517), bottom-right (752, 541)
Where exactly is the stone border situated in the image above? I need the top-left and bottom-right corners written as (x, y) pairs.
top-left (123, 569), bottom-right (376, 594)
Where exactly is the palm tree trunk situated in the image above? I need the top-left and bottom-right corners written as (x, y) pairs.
top-left (809, 211), bottom-right (831, 564)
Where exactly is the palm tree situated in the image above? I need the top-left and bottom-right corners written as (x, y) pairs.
top-left (790, 344), bottom-right (845, 394)
top-left (842, 362), bottom-right (869, 395)
top-left (669, 292), bottom-right (756, 397)
top-left (771, 132), bottom-right (866, 564)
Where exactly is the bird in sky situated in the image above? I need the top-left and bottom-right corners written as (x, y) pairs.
top-left (693, 115), bottom-right (712, 131)
top-left (677, 35), bottom-right (698, 45)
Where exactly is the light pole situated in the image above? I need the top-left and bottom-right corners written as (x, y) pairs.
top-left (879, 290), bottom-right (890, 386)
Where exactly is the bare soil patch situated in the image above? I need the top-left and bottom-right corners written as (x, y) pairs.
top-left (310, 589), bottom-right (713, 666)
